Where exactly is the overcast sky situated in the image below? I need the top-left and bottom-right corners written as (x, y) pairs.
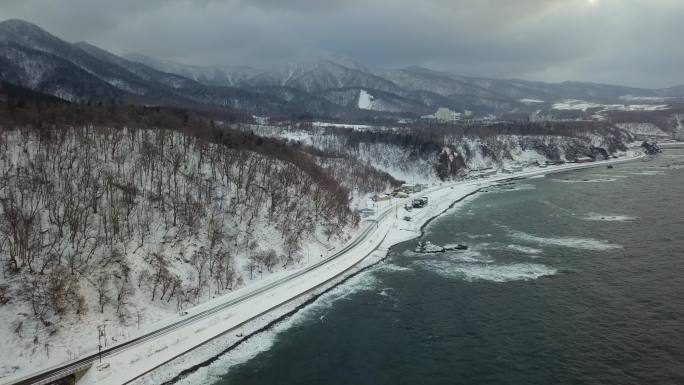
top-left (1, 0), bottom-right (682, 88)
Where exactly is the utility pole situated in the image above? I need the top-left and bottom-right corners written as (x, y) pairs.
top-left (97, 325), bottom-right (102, 364)
top-left (103, 322), bottom-right (107, 348)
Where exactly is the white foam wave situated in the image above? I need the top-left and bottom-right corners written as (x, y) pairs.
top-left (444, 252), bottom-right (495, 264)
top-left (551, 177), bottom-right (617, 183)
top-left (488, 183), bottom-right (537, 193)
top-left (374, 263), bottom-right (412, 273)
top-left (464, 233), bottom-right (493, 240)
top-left (593, 174), bottom-right (630, 179)
top-left (629, 170), bottom-right (665, 176)
top-left (582, 213), bottom-right (638, 222)
top-left (508, 230), bottom-right (622, 251)
top-left (413, 260), bottom-right (556, 282)
top-left (540, 200), bottom-right (575, 216)
top-left (506, 244), bottom-right (544, 255)
top-left (172, 270), bottom-right (381, 385)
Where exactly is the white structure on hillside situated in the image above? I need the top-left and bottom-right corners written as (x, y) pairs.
top-left (432, 107), bottom-right (462, 122)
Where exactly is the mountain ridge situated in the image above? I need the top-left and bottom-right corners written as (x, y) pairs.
top-left (1, 19), bottom-right (682, 119)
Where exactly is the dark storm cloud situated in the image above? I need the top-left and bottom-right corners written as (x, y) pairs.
top-left (1, 0), bottom-right (681, 87)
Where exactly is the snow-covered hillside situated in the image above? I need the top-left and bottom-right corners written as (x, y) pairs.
top-left (615, 123), bottom-right (670, 137)
top-left (358, 89), bottom-right (375, 110)
top-left (0, 126), bottom-right (364, 378)
top-left (248, 123), bottom-right (631, 183)
top-left (552, 99), bottom-right (670, 112)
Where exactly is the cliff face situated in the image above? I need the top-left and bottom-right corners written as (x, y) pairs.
top-left (250, 124), bottom-right (632, 182)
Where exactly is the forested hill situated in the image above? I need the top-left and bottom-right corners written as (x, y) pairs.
top-left (0, 83), bottom-right (401, 377)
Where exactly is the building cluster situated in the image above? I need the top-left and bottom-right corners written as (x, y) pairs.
top-left (372, 183), bottom-right (427, 203)
top-left (422, 107), bottom-right (473, 122)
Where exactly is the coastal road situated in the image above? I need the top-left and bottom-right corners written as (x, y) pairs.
top-left (4, 152), bottom-right (646, 385)
top-left (5, 198), bottom-right (399, 385)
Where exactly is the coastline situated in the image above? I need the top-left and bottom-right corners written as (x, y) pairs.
top-left (122, 152), bottom-right (646, 385)
top-left (2, 151), bottom-right (643, 385)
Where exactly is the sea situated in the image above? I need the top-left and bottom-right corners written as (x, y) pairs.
top-left (205, 150), bottom-right (684, 385)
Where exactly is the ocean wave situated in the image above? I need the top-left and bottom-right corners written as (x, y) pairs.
top-left (486, 183), bottom-right (537, 193)
top-left (582, 213), bottom-right (638, 222)
top-left (506, 244), bottom-right (544, 255)
top-left (444, 251), bottom-right (495, 264)
top-left (463, 233), bottom-right (494, 240)
top-left (593, 174), bottom-right (630, 179)
top-left (508, 230), bottom-right (622, 251)
top-left (550, 177), bottom-right (618, 183)
top-left (412, 260), bottom-right (557, 282)
top-left (540, 200), bottom-right (576, 216)
top-left (629, 170), bottom-right (665, 176)
top-left (172, 270), bottom-right (382, 385)
top-left (373, 262), bottom-right (413, 273)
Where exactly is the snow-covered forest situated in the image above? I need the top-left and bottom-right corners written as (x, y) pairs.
top-left (1, 124), bottom-right (361, 317)
top-left (0, 91), bottom-right (403, 374)
top-left (250, 121), bottom-right (632, 182)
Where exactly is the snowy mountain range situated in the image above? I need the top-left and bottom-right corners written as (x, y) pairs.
top-left (1, 19), bottom-right (683, 119)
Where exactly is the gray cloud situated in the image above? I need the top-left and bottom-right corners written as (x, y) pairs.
top-left (1, 0), bottom-right (681, 88)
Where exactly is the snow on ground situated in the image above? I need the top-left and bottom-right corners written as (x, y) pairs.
top-left (552, 99), bottom-right (670, 112)
top-left (0, 127), bottom-right (358, 383)
top-left (520, 98), bottom-right (545, 104)
top-left (619, 95), bottom-right (675, 103)
top-left (357, 89), bottom-right (374, 110)
top-left (552, 100), bottom-right (605, 111)
top-left (248, 125), bottom-right (636, 186)
top-left (247, 124), bottom-right (318, 145)
top-left (615, 123), bottom-right (670, 137)
top-left (617, 104), bottom-right (670, 111)
top-left (311, 122), bottom-right (375, 130)
top-left (674, 114), bottom-right (684, 132)
top-left (76, 152), bottom-right (645, 385)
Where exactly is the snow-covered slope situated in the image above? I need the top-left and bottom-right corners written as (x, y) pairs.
top-left (615, 122), bottom-right (670, 137)
top-left (249, 123), bottom-right (631, 184)
top-left (0, 126), bottom-right (362, 379)
top-left (358, 89), bottom-right (374, 110)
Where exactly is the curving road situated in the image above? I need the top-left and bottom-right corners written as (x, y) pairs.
top-left (6, 202), bottom-right (396, 385)
top-left (5, 152), bottom-right (647, 385)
